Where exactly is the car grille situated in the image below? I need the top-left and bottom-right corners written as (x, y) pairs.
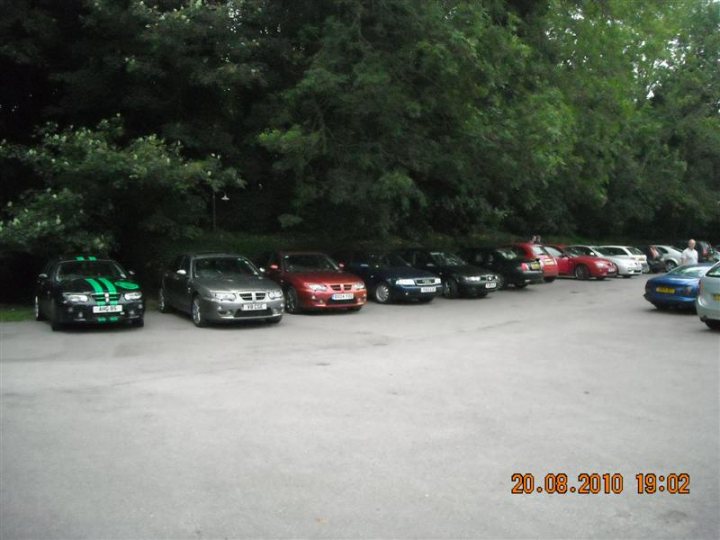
top-left (415, 278), bottom-right (438, 286)
top-left (239, 292), bottom-right (267, 301)
top-left (480, 275), bottom-right (495, 281)
top-left (328, 297), bottom-right (356, 304)
top-left (330, 284), bottom-right (352, 291)
top-left (234, 308), bottom-right (273, 317)
top-left (92, 292), bottom-right (120, 304)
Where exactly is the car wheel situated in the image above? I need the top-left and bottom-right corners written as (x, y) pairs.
top-left (34, 295), bottom-right (45, 321)
top-left (158, 287), bottom-right (170, 313)
top-left (543, 277), bottom-right (556, 283)
top-left (705, 320), bottom-right (720, 330)
top-left (374, 282), bottom-right (392, 304)
top-left (665, 260), bottom-right (677, 272)
top-left (284, 286), bottom-right (300, 314)
top-left (443, 278), bottom-right (459, 298)
top-left (191, 295), bottom-right (207, 327)
top-left (574, 265), bottom-right (590, 280)
top-left (50, 301), bottom-right (62, 331)
top-left (496, 274), bottom-right (506, 290)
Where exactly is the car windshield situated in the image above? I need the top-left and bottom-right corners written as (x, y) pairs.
top-left (531, 245), bottom-right (550, 257)
top-left (430, 252), bottom-right (466, 266)
top-left (628, 247), bottom-right (644, 255)
top-left (57, 260), bottom-right (126, 280)
top-left (369, 253), bottom-right (411, 267)
top-left (544, 246), bottom-right (564, 257)
top-left (596, 247), bottom-right (626, 256)
top-left (706, 263), bottom-right (720, 278)
top-left (194, 257), bottom-right (259, 278)
top-left (565, 247), bottom-right (586, 257)
top-left (495, 247), bottom-right (523, 260)
top-left (668, 265), bottom-right (711, 278)
top-left (284, 254), bottom-right (339, 272)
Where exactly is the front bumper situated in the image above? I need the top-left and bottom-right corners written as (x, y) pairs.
top-left (389, 283), bottom-right (441, 300)
top-left (57, 301), bottom-right (145, 324)
top-left (591, 266), bottom-right (617, 278)
top-left (644, 292), bottom-right (696, 308)
top-left (199, 297), bottom-right (285, 322)
top-left (457, 280), bottom-right (499, 296)
top-left (297, 288), bottom-right (367, 310)
top-left (696, 295), bottom-right (720, 321)
top-left (617, 265), bottom-right (642, 276)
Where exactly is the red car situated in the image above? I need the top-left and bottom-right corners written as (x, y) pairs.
top-left (544, 245), bottom-right (618, 280)
top-left (258, 251), bottom-right (367, 313)
top-left (511, 243), bottom-right (559, 282)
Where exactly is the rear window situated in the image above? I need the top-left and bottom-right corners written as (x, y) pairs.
top-left (531, 246), bottom-right (550, 256)
top-left (544, 246), bottom-right (563, 257)
top-left (496, 247), bottom-right (523, 260)
top-left (669, 265), bottom-right (711, 278)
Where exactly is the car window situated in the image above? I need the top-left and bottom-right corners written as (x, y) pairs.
top-left (706, 263), bottom-right (720, 278)
top-left (598, 247), bottom-right (624, 256)
top-left (284, 254), bottom-right (339, 272)
top-left (668, 266), bottom-right (711, 278)
top-left (544, 246), bottom-right (563, 257)
top-left (429, 252), bottom-right (466, 266)
top-left (656, 246), bottom-right (668, 254)
top-left (628, 247), bottom-right (644, 255)
top-left (56, 260), bottom-right (127, 281)
top-left (193, 256), bottom-right (259, 278)
top-left (379, 253), bottom-right (410, 267)
top-left (531, 246), bottom-right (550, 256)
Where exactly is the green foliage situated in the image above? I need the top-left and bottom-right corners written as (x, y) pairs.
top-left (0, 117), bottom-right (243, 256)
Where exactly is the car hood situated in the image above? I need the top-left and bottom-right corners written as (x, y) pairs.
top-left (572, 255), bottom-right (613, 265)
top-left (195, 275), bottom-right (279, 291)
top-left (59, 276), bottom-right (141, 293)
top-left (288, 270), bottom-right (362, 283)
top-left (375, 266), bottom-right (439, 279)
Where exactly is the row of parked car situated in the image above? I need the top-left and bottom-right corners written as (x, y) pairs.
top-left (33, 241), bottom-right (720, 331)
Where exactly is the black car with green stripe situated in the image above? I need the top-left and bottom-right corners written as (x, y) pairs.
top-left (35, 256), bottom-right (144, 330)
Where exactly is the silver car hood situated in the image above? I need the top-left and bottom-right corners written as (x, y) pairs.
top-left (195, 275), bottom-right (279, 292)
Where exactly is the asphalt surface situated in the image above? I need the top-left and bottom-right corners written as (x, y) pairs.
top-left (1, 275), bottom-right (718, 539)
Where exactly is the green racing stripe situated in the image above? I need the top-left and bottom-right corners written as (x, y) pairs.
top-left (97, 277), bottom-right (117, 294)
top-left (85, 278), bottom-right (104, 294)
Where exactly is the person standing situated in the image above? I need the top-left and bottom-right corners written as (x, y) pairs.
top-left (680, 239), bottom-right (698, 266)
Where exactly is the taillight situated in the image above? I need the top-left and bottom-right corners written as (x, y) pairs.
top-left (520, 263), bottom-right (529, 271)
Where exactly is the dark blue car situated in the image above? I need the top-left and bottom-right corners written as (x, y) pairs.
top-left (335, 251), bottom-right (442, 304)
top-left (644, 263), bottom-right (714, 310)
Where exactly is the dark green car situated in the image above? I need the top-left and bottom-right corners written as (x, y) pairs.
top-left (35, 256), bottom-right (145, 331)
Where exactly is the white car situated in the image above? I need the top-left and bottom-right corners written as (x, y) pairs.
top-left (599, 245), bottom-right (649, 273)
top-left (696, 262), bottom-right (720, 330)
top-left (566, 245), bottom-right (643, 278)
top-left (655, 245), bottom-right (683, 271)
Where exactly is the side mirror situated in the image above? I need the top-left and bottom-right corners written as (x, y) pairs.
top-left (269, 264), bottom-right (279, 271)
top-left (176, 269), bottom-right (187, 276)
top-left (38, 273), bottom-right (48, 279)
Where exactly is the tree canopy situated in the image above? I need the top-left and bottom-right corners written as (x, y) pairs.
top-left (1, 0), bottom-right (718, 258)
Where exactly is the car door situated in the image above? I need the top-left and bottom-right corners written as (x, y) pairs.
top-left (166, 256), bottom-right (190, 310)
top-left (36, 262), bottom-right (55, 316)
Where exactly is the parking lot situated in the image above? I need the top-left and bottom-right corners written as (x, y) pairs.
top-left (1, 275), bottom-right (718, 539)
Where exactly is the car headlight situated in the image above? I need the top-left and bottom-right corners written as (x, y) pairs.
top-left (395, 279), bottom-right (415, 286)
top-left (432, 278), bottom-right (441, 285)
top-left (353, 282), bottom-right (366, 290)
top-left (267, 289), bottom-right (283, 299)
top-left (63, 293), bottom-right (89, 303)
top-left (464, 276), bottom-right (481, 282)
top-left (212, 292), bottom-right (236, 302)
top-left (124, 292), bottom-right (143, 301)
top-left (306, 283), bottom-right (327, 291)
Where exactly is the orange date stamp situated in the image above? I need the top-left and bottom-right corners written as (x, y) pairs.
top-left (511, 473), bottom-right (690, 495)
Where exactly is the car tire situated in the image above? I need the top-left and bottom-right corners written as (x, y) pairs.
top-left (705, 320), bottom-right (720, 330)
top-left (34, 295), bottom-right (45, 321)
top-left (50, 301), bottom-right (62, 332)
top-left (191, 295), bottom-right (207, 327)
top-left (443, 278), bottom-right (460, 298)
top-left (543, 277), bottom-right (556, 283)
top-left (665, 260), bottom-right (677, 272)
top-left (374, 282), bottom-right (392, 304)
top-left (158, 287), bottom-right (170, 313)
top-left (284, 286), bottom-right (300, 314)
top-left (574, 265), bottom-right (590, 280)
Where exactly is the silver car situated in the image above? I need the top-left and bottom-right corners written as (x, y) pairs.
top-left (696, 262), bottom-right (720, 330)
top-left (159, 253), bottom-right (284, 327)
top-left (655, 245), bottom-right (683, 271)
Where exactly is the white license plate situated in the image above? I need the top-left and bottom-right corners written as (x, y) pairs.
top-left (93, 305), bottom-right (122, 313)
top-left (486, 282), bottom-right (497, 289)
top-left (241, 303), bottom-right (267, 311)
top-left (420, 287), bottom-right (437, 293)
top-left (332, 293), bottom-right (354, 300)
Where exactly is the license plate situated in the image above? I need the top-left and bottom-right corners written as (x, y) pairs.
top-left (713, 294), bottom-right (720, 302)
top-left (656, 287), bottom-right (675, 294)
top-left (93, 305), bottom-right (122, 313)
top-left (530, 262), bottom-right (540, 270)
top-left (241, 303), bottom-right (267, 311)
top-left (420, 287), bottom-right (437, 293)
top-left (485, 282), bottom-right (497, 289)
top-left (332, 293), bottom-right (354, 300)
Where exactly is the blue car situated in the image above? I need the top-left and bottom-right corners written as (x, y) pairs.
top-left (335, 251), bottom-right (442, 304)
top-left (644, 263), bottom-right (714, 310)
